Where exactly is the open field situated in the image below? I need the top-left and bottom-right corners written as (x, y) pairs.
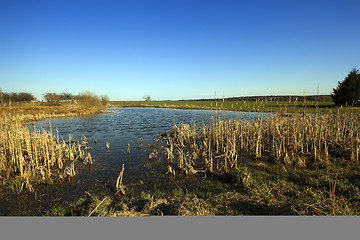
top-left (110, 100), bottom-right (344, 114)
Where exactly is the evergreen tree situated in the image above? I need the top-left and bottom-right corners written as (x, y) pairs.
top-left (331, 68), bottom-right (360, 106)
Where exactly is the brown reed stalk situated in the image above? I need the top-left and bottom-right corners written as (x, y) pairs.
top-left (116, 164), bottom-right (126, 195)
top-left (163, 111), bottom-right (360, 175)
top-left (0, 113), bottom-right (93, 191)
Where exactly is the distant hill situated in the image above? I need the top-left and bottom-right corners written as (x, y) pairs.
top-left (187, 95), bottom-right (333, 102)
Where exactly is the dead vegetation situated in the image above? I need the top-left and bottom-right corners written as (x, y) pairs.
top-left (3, 98), bottom-right (360, 216)
top-left (163, 112), bottom-right (360, 176)
top-left (140, 110), bottom-right (359, 215)
top-left (0, 113), bottom-right (93, 192)
top-left (0, 92), bottom-right (111, 193)
top-left (28, 108), bottom-right (360, 216)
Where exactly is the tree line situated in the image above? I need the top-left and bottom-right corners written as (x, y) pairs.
top-left (42, 92), bottom-right (109, 106)
top-left (0, 89), bottom-right (109, 107)
top-left (0, 89), bottom-right (35, 105)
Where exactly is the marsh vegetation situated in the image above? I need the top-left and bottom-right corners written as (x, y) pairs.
top-left (0, 92), bottom-right (107, 195)
top-left (154, 110), bottom-right (360, 215)
top-left (164, 112), bottom-right (360, 175)
top-left (0, 113), bottom-right (96, 194)
top-left (1, 95), bottom-right (360, 216)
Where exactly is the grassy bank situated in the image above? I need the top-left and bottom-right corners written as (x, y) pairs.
top-left (110, 100), bottom-right (340, 113)
top-left (44, 160), bottom-right (360, 216)
top-left (0, 102), bottom-right (110, 122)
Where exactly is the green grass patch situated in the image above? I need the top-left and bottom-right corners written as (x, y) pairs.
top-left (109, 100), bottom-right (341, 113)
top-left (41, 158), bottom-right (360, 216)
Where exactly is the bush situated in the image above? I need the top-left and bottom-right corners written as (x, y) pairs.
top-left (331, 68), bottom-right (360, 106)
top-left (77, 91), bottom-right (103, 110)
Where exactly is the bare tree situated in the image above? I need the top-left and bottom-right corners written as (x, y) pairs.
top-left (43, 93), bottom-right (60, 105)
top-left (143, 94), bottom-right (151, 101)
top-left (0, 89), bottom-right (3, 106)
top-left (101, 95), bottom-right (110, 106)
top-left (60, 92), bottom-right (74, 102)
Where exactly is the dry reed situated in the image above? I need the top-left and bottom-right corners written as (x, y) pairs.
top-left (164, 111), bottom-right (360, 175)
top-left (0, 113), bottom-right (93, 192)
top-left (115, 164), bottom-right (126, 195)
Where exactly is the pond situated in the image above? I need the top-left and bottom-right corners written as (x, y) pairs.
top-left (0, 108), bottom-right (271, 215)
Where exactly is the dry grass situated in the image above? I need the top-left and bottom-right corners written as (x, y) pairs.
top-left (164, 112), bottom-right (360, 175)
top-left (0, 102), bottom-right (109, 122)
top-left (0, 101), bottom-right (109, 193)
top-left (155, 110), bottom-right (360, 215)
top-left (115, 164), bottom-right (126, 195)
top-left (0, 112), bottom-right (93, 192)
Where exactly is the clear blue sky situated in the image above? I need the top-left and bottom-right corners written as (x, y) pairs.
top-left (0, 0), bottom-right (359, 101)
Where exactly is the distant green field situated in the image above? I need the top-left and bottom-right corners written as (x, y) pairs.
top-left (110, 100), bottom-right (338, 113)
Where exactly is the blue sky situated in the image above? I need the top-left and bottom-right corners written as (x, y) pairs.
top-left (0, 0), bottom-right (359, 101)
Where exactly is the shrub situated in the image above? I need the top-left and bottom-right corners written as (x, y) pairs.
top-left (77, 91), bottom-right (103, 110)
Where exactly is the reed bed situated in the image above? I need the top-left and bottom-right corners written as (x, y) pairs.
top-left (164, 111), bottom-right (360, 175)
top-left (0, 102), bottom-right (110, 123)
top-left (0, 113), bottom-right (93, 192)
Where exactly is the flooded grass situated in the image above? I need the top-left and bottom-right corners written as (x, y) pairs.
top-left (0, 113), bottom-right (95, 193)
top-left (0, 101), bottom-right (109, 198)
top-left (148, 110), bottom-right (360, 215)
top-left (1, 101), bottom-right (360, 215)
top-left (163, 112), bottom-right (360, 175)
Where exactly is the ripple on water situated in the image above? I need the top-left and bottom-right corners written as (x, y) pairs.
top-left (11, 108), bottom-right (272, 215)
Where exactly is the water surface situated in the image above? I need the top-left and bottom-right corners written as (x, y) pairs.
top-left (1, 108), bottom-right (270, 215)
